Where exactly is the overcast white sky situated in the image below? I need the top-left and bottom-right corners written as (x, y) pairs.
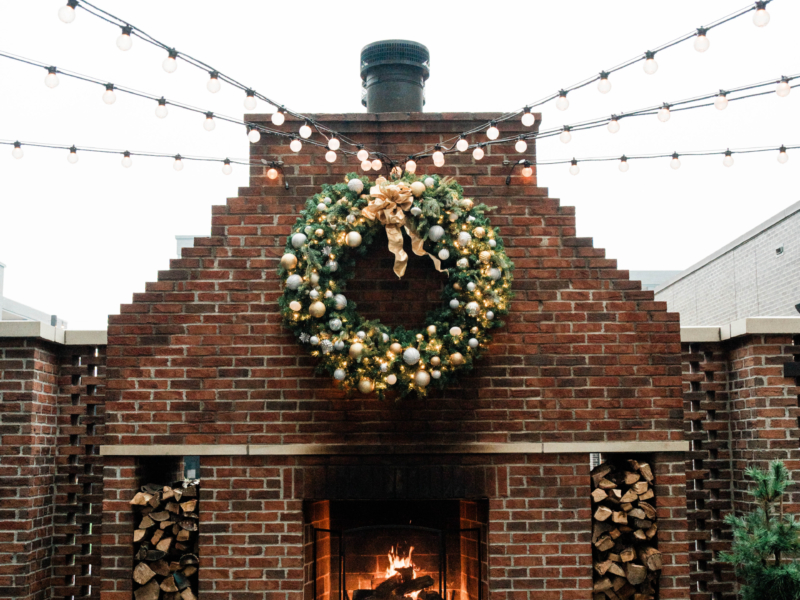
top-left (0, 1), bottom-right (797, 330)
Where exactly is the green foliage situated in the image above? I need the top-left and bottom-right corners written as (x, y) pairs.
top-left (720, 461), bottom-right (800, 600)
top-left (278, 172), bottom-right (514, 398)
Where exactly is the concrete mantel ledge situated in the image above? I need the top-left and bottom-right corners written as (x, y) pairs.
top-left (101, 441), bottom-right (689, 457)
top-left (0, 322), bottom-right (106, 346)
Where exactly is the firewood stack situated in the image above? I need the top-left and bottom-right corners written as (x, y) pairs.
top-left (130, 481), bottom-right (200, 600)
top-left (591, 460), bottom-right (662, 600)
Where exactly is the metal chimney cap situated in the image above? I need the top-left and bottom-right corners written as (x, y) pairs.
top-left (360, 40), bottom-right (430, 81)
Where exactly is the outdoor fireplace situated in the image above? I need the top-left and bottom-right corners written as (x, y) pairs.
top-left (305, 500), bottom-right (487, 600)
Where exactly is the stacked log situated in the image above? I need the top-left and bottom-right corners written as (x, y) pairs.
top-left (130, 481), bottom-right (200, 600)
top-left (591, 460), bottom-right (662, 600)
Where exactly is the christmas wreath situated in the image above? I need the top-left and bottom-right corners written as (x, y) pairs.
top-left (278, 172), bottom-right (513, 397)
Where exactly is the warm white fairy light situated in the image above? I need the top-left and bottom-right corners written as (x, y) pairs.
top-left (714, 92), bottom-right (728, 110)
top-left (643, 51), bottom-right (658, 75)
top-left (472, 145), bottom-right (485, 160)
top-left (456, 137), bottom-right (469, 152)
top-left (117, 26), bottom-right (133, 51)
top-left (173, 155), bottom-right (184, 171)
top-left (486, 122), bottom-right (499, 140)
top-left (67, 146), bottom-right (78, 164)
top-left (271, 110), bottom-right (285, 126)
top-left (361, 160), bottom-right (372, 171)
top-left (405, 159), bottom-right (417, 173)
top-left (247, 127), bottom-right (261, 143)
top-left (203, 112), bottom-right (216, 131)
top-left (162, 49), bottom-right (178, 73)
top-left (657, 104), bottom-right (671, 122)
top-left (521, 163), bottom-right (533, 177)
top-left (521, 109), bottom-right (535, 127)
top-left (515, 137), bottom-right (527, 153)
top-left (432, 148), bottom-right (445, 167)
top-left (694, 28), bottom-right (710, 52)
top-left (597, 72), bottom-right (611, 94)
top-left (290, 138), bottom-right (302, 152)
top-left (555, 91), bottom-right (569, 111)
top-left (11, 142), bottom-right (23, 159)
top-left (723, 150), bottom-right (734, 167)
top-left (618, 156), bottom-right (629, 172)
top-left (357, 148), bottom-right (369, 162)
top-left (102, 84), bottom-right (117, 105)
top-left (325, 150), bottom-right (337, 163)
top-left (776, 77), bottom-right (791, 98)
top-left (778, 146), bottom-right (789, 164)
top-left (121, 151), bottom-right (132, 168)
top-left (670, 153), bottom-right (681, 170)
top-left (222, 159), bottom-right (232, 175)
top-left (371, 158), bottom-right (382, 171)
top-left (155, 98), bottom-right (168, 119)
top-left (569, 159), bottom-right (580, 175)
top-left (244, 90), bottom-right (257, 110)
top-left (58, 1), bottom-right (77, 23)
top-left (328, 137), bottom-right (340, 151)
top-left (753, 1), bottom-right (770, 27)
top-left (559, 127), bottom-right (572, 144)
top-left (267, 167), bottom-right (278, 179)
top-left (44, 67), bottom-right (59, 89)
top-left (299, 122), bottom-right (312, 139)
top-left (207, 71), bottom-right (221, 94)
top-left (607, 118), bottom-right (620, 134)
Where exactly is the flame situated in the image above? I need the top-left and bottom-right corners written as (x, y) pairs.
top-left (384, 546), bottom-right (423, 599)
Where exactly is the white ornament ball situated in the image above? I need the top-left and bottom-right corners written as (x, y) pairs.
top-left (450, 327), bottom-right (462, 336)
top-left (357, 331), bottom-right (367, 340)
top-left (358, 378), bottom-right (373, 394)
top-left (334, 294), bottom-right (348, 310)
top-left (281, 253), bottom-right (298, 269)
top-left (457, 258), bottom-right (469, 269)
top-left (382, 333), bottom-right (389, 343)
top-left (450, 352), bottom-right (464, 366)
top-left (431, 369), bottom-right (441, 380)
top-left (467, 216), bottom-right (476, 223)
top-left (414, 370), bottom-right (431, 387)
top-left (291, 233), bottom-right (307, 248)
top-left (304, 226), bottom-right (313, 236)
top-left (325, 290), bottom-right (333, 298)
top-left (469, 338), bottom-right (479, 348)
top-left (286, 274), bottom-right (303, 290)
top-left (427, 325), bottom-right (437, 335)
top-left (458, 232), bottom-right (472, 247)
top-left (474, 227), bottom-right (486, 238)
top-left (309, 290), bottom-right (319, 300)
top-left (428, 225), bottom-right (445, 242)
top-left (309, 301), bottom-right (326, 318)
top-left (349, 343), bottom-right (363, 358)
top-left (348, 179), bottom-right (364, 193)
top-left (334, 340), bottom-right (345, 351)
top-left (424, 177), bottom-right (435, 188)
top-left (317, 203), bottom-right (327, 212)
top-left (489, 268), bottom-right (502, 281)
top-left (489, 239), bottom-right (497, 248)
top-left (438, 249), bottom-right (450, 261)
top-left (466, 302), bottom-right (479, 315)
top-left (410, 206), bottom-right (422, 217)
top-left (461, 199), bottom-right (473, 210)
top-left (403, 347), bottom-right (421, 365)
top-left (289, 301), bottom-right (302, 311)
top-left (310, 272), bottom-right (320, 285)
top-left (380, 362), bottom-right (388, 372)
top-left (315, 228), bottom-right (324, 238)
top-left (467, 282), bottom-right (476, 291)
top-left (329, 318), bottom-right (342, 331)
top-left (323, 196), bottom-right (332, 205)
top-left (326, 260), bottom-right (338, 272)
top-left (386, 374), bottom-right (397, 385)
top-left (449, 299), bottom-right (460, 309)
top-left (334, 368), bottom-right (346, 380)
top-left (486, 311), bottom-right (495, 321)
top-left (310, 336), bottom-right (320, 345)
top-left (346, 214), bottom-right (356, 224)
top-left (449, 212), bottom-right (458, 222)
top-left (346, 231), bottom-right (362, 247)
top-left (410, 181), bottom-right (426, 197)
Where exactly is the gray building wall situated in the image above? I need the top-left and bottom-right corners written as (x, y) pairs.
top-left (656, 200), bottom-right (800, 325)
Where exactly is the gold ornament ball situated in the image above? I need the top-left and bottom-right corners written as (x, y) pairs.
top-left (471, 326), bottom-right (479, 334)
top-left (349, 343), bottom-right (364, 358)
top-left (414, 370), bottom-right (431, 388)
top-left (453, 283), bottom-right (462, 291)
top-left (427, 325), bottom-right (437, 336)
top-left (309, 301), bottom-right (326, 318)
top-left (358, 378), bottom-right (374, 394)
top-left (315, 228), bottom-right (324, 238)
top-left (416, 334), bottom-right (424, 341)
top-left (289, 301), bottom-right (302, 311)
top-left (461, 199), bottom-right (473, 210)
top-left (346, 231), bottom-right (362, 247)
top-left (410, 181), bottom-right (426, 197)
top-left (479, 251), bottom-right (492, 263)
top-left (281, 253), bottom-right (298, 269)
top-left (450, 352), bottom-right (464, 366)
top-left (430, 356), bottom-right (441, 367)
top-left (390, 342), bottom-right (403, 355)
top-left (474, 227), bottom-right (486, 238)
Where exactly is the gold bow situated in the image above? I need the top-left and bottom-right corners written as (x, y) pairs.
top-left (361, 177), bottom-right (443, 278)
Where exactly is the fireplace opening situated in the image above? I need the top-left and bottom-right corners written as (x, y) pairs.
top-left (305, 500), bottom-right (487, 600)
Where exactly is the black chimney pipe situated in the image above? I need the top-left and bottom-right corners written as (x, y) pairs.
top-left (360, 40), bottom-right (430, 113)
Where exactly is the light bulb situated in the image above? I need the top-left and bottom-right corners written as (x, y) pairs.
top-left (753, 3), bottom-right (770, 27)
top-left (244, 91), bottom-right (257, 110)
top-left (222, 160), bottom-right (232, 175)
top-left (155, 98), bottom-right (168, 119)
top-left (776, 79), bottom-right (791, 98)
top-left (102, 84), bottom-right (116, 105)
top-left (472, 146), bottom-right (484, 160)
top-left (555, 91), bottom-right (569, 111)
top-left (271, 111), bottom-right (285, 126)
top-left (58, 1), bottom-right (76, 23)
top-left (432, 150), bottom-right (445, 166)
top-left (325, 150), bottom-right (337, 163)
top-left (44, 68), bottom-right (59, 89)
top-left (670, 154), bottom-right (681, 170)
top-left (121, 152), bottom-right (132, 168)
top-left (207, 71), bottom-right (221, 94)
top-left (714, 93), bottom-right (728, 110)
top-left (117, 26), bottom-right (132, 51)
top-left (267, 168), bottom-right (278, 180)
top-left (456, 137), bottom-right (469, 152)
top-left (694, 29), bottom-right (710, 52)
top-left (657, 105), bottom-right (671, 122)
top-left (723, 151), bottom-right (734, 167)
top-left (515, 138), bottom-right (527, 153)
top-left (12, 143), bottom-right (23, 159)
top-left (618, 158), bottom-right (629, 172)
top-left (67, 147), bottom-right (78, 164)
top-left (361, 160), bottom-right (372, 171)
top-left (607, 118), bottom-right (620, 134)
top-left (643, 52), bottom-right (658, 75)
top-left (569, 160), bottom-right (580, 176)
top-left (597, 74), bottom-right (611, 94)
top-left (357, 148), bottom-right (369, 162)
top-left (248, 128), bottom-right (261, 143)
top-left (778, 147), bottom-right (788, 164)
top-left (521, 165), bottom-right (533, 177)
top-left (405, 159), bottom-right (417, 174)
top-left (173, 157), bottom-right (184, 171)
top-left (486, 123), bottom-right (499, 140)
top-left (290, 138), bottom-right (302, 152)
top-left (521, 111), bottom-right (535, 126)
top-left (559, 128), bottom-right (572, 144)
top-left (204, 113), bottom-right (216, 131)
top-left (299, 123), bottom-right (312, 139)
top-left (371, 158), bottom-right (382, 171)
top-left (163, 50), bottom-right (178, 73)
top-left (328, 137), bottom-right (340, 151)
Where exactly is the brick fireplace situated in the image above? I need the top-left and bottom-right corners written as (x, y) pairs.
top-left (99, 111), bottom-right (691, 600)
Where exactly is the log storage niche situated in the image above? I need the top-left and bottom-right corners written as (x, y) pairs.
top-left (590, 459), bottom-right (662, 600)
top-left (130, 480), bottom-right (200, 600)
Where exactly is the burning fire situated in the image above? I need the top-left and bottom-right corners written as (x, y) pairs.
top-left (385, 546), bottom-right (423, 598)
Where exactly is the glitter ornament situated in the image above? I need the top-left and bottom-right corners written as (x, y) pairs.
top-left (334, 369), bottom-right (346, 380)
top-left (317, 203), bottom-right (327, 212)
top-left (489, 268), bottom-right (502, 280)
top-left (424, 177), bottom-right (435, 188)
top-left (286, 274), bottom-right (302, 290)
top-left (428, 225), bottom-right (445, 242)
top-left (457, 258), bottom-right (469, 269)
top-left (329, 319), bottom-right (342, 331)
top-left (438, 249), bottom-right (450, 260)
top-left (315, 228), bottom-right (324, 238)
top-left (309, 301), bottom-right (326, 318)
top-left (309, 290), bottom-right (319, 300)
top-left (466, 302), bottom-right (479, 315)
top-left (479, 251), bottom-right (491, 263)
top-left (291, 233), bottom-right (307, 248)
top-left (357, 331), bottom-right (367, 339)
top-left (458, 232), bottom-right (472, 247)
top-left (334, 294), bottom-right (347, 310)
top-left (488, 239), bottom-right (497, 248)
top-left (348, 179), bottom-right (364, 193)
top-left (326, 260), bottom-right (338, 272)
top-left (310, 273), bottom-right (320, 285)
top-left (403, 347), bottom-right (421, 365)
top-left (474, 227), bottom-right (486, 238)
top-left (281, 254), bottom-right (298, 269)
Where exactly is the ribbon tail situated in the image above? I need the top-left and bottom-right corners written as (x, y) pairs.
top-left (386, 224), bottom-right (408, 278)
top-left (405, 225), bottom-right (445, 274)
